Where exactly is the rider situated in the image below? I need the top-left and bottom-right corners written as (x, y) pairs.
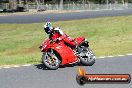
top-left (43, 22), bottom-right (76, 48)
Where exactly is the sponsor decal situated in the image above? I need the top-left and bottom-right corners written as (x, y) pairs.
top-left (76, 67), bottom-right (131, 85)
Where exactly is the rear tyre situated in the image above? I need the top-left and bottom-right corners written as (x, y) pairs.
top-left (78, 47), bottom-right (95, 66)
top-left (42, 50), bottom-right (61, 70)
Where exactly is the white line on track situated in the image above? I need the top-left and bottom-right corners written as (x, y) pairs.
top-left (0, 64), bottom-right (33, 69)
top-left (13, 65), bottom-right (20, 68)
top-left (22, 64), bottom-right (32, 67)
top-left (127, 53), bottom-right (132, 56)
top-left (107, 56), bottom-right (115, 58)
top-left (3, 67), bottom-right (11, 69)
top-left (98, 56), bottom-right (106, 58)
top-left (117, 55), bottom-right (125, 57)
top-left (0, 53), bottom-right (132, 69)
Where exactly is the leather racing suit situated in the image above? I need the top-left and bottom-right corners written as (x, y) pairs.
top-left (49, 27), bottom-right (76, 47)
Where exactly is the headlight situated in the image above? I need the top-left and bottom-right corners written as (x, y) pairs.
top-left (85, 39), bottom-right (87, 41)
top-left (43, 45), bottom-right (47, 48)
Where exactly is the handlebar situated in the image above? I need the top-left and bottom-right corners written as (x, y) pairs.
top-left (50, 38), bottom-right (61, 44)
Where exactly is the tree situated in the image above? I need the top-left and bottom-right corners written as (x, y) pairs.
top-left (18, 0), bottom-right (22, 4)
top-left (60, 0), bottom-right (63, 10)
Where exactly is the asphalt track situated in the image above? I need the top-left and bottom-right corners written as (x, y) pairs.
top-left (0, 9), bottom-right (132, 24)
top-left (0, 9), bottom-right (132, 88)
top-left (0, 55), bottom-right (132, 88)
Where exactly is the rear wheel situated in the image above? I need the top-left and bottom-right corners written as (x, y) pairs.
top-left (78, 46), bottom-right (95, 66)
top-left (42, 49), bottom-right (61, 70)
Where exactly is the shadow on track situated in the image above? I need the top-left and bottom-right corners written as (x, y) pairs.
top-left (34, 63), bottom-right (83, 70)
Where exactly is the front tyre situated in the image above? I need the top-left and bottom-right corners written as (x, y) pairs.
top-left (78, 47), bottom-right (95, 66)
top-left (42, 50), bottom-right (61, 70)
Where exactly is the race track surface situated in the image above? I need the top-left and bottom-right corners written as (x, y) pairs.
top-left (0, 55), bottom-right (132, 88)
top-left (0, 9), bottom-right (132, 24)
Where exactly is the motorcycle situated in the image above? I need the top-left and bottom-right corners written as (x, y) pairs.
top-left (39, 36), bottom-right (95, 70)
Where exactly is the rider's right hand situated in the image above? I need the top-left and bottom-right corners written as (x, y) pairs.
top-left (50, 38), bottom-right (59, 44)
top-left (53, 38), bottom-right (60, 43)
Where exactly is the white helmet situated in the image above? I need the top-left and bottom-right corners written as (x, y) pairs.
top-left (44, 22), bottom-right (52, 34)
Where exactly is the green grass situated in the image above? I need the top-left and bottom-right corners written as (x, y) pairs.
top-left (0, 15), bottom-right (132, 65)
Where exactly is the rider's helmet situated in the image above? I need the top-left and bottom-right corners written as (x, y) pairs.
top-left (44, 22), bottom-right (52, 34)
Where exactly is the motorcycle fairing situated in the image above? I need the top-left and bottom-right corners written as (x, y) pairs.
top-left (50, 41), bottom-right (77, 65)
top-left (74, 37), bottom-right (85, 45)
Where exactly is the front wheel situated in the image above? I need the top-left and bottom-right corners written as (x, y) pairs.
top-left (78, 47), bottom-right (95, 66)
top-left (42, 50), bottom-right (61, 70)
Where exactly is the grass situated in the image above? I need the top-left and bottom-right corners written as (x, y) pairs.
top-left (0, 15), bottom-right (132, 65)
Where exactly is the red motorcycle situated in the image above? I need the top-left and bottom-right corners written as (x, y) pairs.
top-left (39, 36), bottom-right (95, 70)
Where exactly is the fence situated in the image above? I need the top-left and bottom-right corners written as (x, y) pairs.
top-left (0, 3), bottom-right (9, 10)
top-left (0, 3), bottom-right (132, 11)
top-left (49, 3), bottom-right (132, 10)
